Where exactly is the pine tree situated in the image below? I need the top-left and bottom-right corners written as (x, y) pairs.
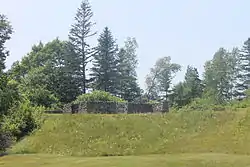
top-left (117, 38), bottom-right (141, 101)
top-left (0, 14), bottom-right (13, 74)
top-left (60, 41), bottom-right (82, 102)
top-left (169, 82), bottom-right (190, 108)
top-left (184, 65), bottom-right (203, 99)
top-left (69, 0), bottom-right (96, 94)
top-left (91, 27), bottom-right (118, 95)
top-left (236, 38), bottom-right (250, 98)
top-left (227, 48), bottom-right (240, 99)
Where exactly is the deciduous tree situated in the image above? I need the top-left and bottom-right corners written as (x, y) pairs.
top-left (145, 56), bottom-right (181, 111)
top-left (0, 14), bottom-right (13, 74)
top-left (203, 48), bottom-right (239, 103)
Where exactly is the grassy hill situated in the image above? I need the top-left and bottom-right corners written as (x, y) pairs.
top-left (10, 109), bottom-right (250, 157)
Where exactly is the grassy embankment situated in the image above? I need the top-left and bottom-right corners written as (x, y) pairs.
top-left (2, 109), bottom-right (250, 166)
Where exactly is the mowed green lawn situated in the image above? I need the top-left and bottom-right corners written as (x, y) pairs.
top-left (2, 153), bottom-right (250, 167)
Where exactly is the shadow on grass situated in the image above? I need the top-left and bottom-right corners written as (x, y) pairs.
top-left (0, 152), bottom-right (8, 157)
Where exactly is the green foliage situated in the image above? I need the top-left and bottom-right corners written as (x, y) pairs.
top-left (229, 98), bottom-right (250, 110)
top-left (116, 38), bottom-right (141, 101)
top-left (0, 14), bottom-right (13, 73)
top-left (174, 88), bottom-right (250, 112)
top-left (9, 39), bottom-right (80, 105)
top-left (203, 48), bottom-right (239, 103)
top-left (181, 97), bottom-right (226, 112)
top-left (146, 56), bottom-right (181, 100)
top-left (169, 82), bottom-right (190, 108)
top-left (69, 0), bottom-right (96, 94)
top-left (17, 66), bottom-right (59, 108)
top-left (184, 66), bottom-right (203, 98)
top-left (170, 66), bottom-right (203, 108)
top-left (74, 90), bottom-right (125, 104)
top-left (22, 86), bottom-right (59, 109)
top-left (1, 101), bottom-right (45, 140)
top-left (229, 89), bottom-right (250, 110)
top-left (236, 38), bottom-right (250, 97)
top-left (0, 75), bottom-right (21, 116)
top-left (0, 14), bottom-right (18, 118)
top-left (91, 27), bottom-right (119, 94)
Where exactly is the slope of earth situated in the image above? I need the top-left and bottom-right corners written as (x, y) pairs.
top-left (10, 109), bottom-right (250, 156)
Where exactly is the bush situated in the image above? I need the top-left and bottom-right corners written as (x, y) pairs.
top-left (229, 99), bottom-right (250, 110)
top-left (1, 100), bottom-right (45, 140)
top-left (0, 131), bottom-right (13, 152)
top-left (181, 98), bottom-right (226, 112)
top-left (74, 90), bottom-right (126, 104)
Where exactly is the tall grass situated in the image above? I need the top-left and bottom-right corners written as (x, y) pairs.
top-left (11, 109), bottom-right (250, 156)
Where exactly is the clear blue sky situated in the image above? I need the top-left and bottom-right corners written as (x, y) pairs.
top-left (1, 0), bottom-right (249, 89)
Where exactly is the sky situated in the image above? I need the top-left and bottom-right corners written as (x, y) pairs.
top-left (1, 0), bottom-right (250, 89)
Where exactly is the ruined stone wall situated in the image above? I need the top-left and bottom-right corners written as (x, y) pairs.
top-left (63, 102), bottom-right (165, 114)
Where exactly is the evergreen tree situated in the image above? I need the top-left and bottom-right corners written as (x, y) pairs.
top-left (184, 65), bottom-right (203, 99)
top-left (91, 27), bottom-right (118, 95)
top-left (69, 0), bottom-right (96, 94)
top-left (169, 82), bottom-right (190, 108)
top-left (227, 48), bottom-right (240, 99)
top-left (169, 66), bottom-right (203, 108)
top-left (60, 41), bottom-right (82, 102)
top-left (0, 14), bottom-right (13, 74)
top-left (236, 38), bottom-right (250, 98)
top-left (117, 38), bottom-right (141, 101)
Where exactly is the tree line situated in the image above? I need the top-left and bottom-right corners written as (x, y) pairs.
top-left (5, 0), bottom-right (141, 108)
top-left (2, 0), bottom-right (250, 115)
top-left (3, 0), bottom-right (250, 152)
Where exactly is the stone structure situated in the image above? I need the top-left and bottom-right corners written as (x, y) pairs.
top-left (62, 102), bottom-right (165, 114)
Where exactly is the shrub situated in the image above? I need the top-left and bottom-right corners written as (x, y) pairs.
top-left (182, 98), bottom-right (211, 111)
top-left (181, 98), bottom-right (226, 112)
top-left (229, 99), bottom-right (250, 110)
top-left (74, 90), bottom-right (126, 104)
top-left (0, 131), bottom-right (13, 152)
top-left (1, 100), bottom-right (45, 140)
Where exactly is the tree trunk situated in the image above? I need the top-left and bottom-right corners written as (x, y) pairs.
top-left (163, 100), bottom-right (169, 113)
top-left (163, 89), bottom-right (169, 112)
top-left (83, 65), bottom-right (86, 94)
